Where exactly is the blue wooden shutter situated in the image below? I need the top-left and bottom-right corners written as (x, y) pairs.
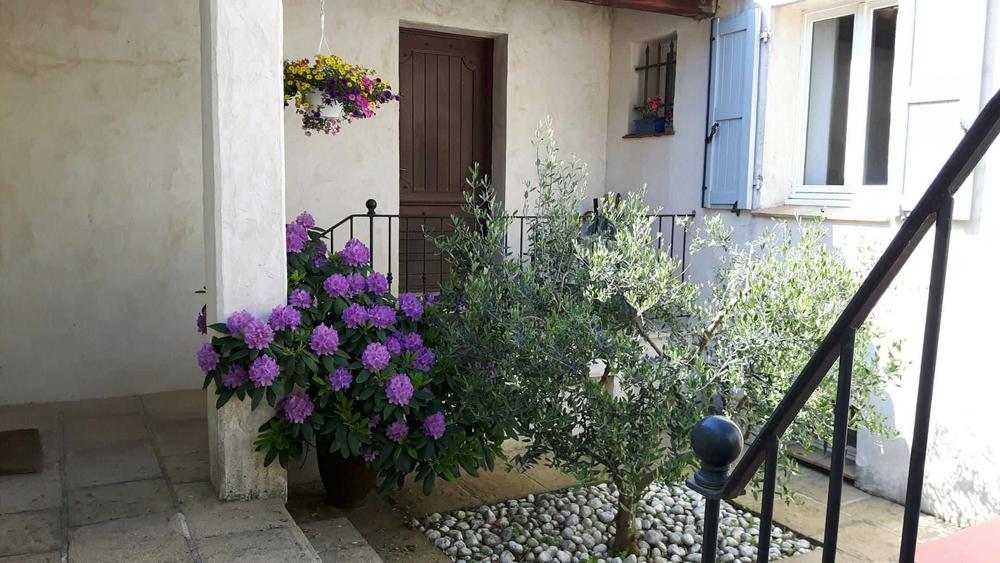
top-left (703, 8), bottom-right (761, 210)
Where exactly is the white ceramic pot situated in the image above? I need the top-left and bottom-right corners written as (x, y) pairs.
top-left (304, 90), bottom-right (343, 119)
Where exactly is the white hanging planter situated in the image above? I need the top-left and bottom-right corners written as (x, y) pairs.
top-left (304, 90), bottom-right (344, 119)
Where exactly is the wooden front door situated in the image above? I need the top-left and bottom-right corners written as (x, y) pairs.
top-left (398, 28), bottom-right (493, 291)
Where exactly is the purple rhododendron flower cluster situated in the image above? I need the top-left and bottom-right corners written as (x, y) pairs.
top-left (328, 367), bottom-right (352, 391)
top-left (222, 365), bottom-right (248, 388)
top-left (384, 334), bottom-right (402, 356)
top-left (197, 343), bottom-right (219, 372)
top-left (197, 305), bottom-right (207, 335)
top-left (398, 293), bottom-right (423, 320)
top-left (366, 272), bottom-right (389, 295)
top-left (268, 305), bottom-right (301, 331)
top-left (249, 355), bottom-right (280, 387)
top-left (362, 342), bottom-right (390, 371)
top-left (295, 211), bottom-right (315, 229)
top-left (242, 319), bottom-right (274, 350)
top-left (361, 449), bottom-right (379, 462)
top-left (423, 412), bottom-right (446, 440)
top-left (339, 239), bottom-right (370, 267)
top-left (423, 293), bottom-right (437, 306)
top-left (341, 303), bottom-right (369, 328)
top-left (310, 324), bottom-right (340, 355)
top-left (368, 304), bottom-right (396, 329)
top-left (367, 414), bottom-right (381, 429)
top-left (412, 347), bottom-right (436, 372)
top-left (289, 288), bottom-right (313, 309)
top-left (347, 273), bottom-right (367, 296)
top-left (323, 274), bottom-right (349, 298)
top-left (286, 222), bottom-right (308, 254)
top-left (401, 332), bottom-right (423, 352)
top-left (385, 373), bottom-right (414, 406)
top-left (226, 310), bottom-right (254, 336)
top-left (386, 420), bottom-right (408, 443)
top-left (281, 391), bottom-right (314, 424)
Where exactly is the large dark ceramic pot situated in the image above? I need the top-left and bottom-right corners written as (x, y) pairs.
top-left (315, 436), bottom-right (377, 508)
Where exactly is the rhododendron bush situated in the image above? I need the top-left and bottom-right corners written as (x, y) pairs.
top-left (197, 212), bottom-right (505, 491)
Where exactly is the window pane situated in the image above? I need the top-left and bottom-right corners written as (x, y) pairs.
top-left (863, 6), bottom-right (898, 185)
top-left (803, 15), bottom-right (854, 185)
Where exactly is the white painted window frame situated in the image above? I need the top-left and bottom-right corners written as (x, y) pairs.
top-left (788, 0), bottom-right (906, 210)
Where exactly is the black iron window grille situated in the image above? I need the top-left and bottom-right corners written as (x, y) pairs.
top-left (635, 36), bottom-right (677, 129)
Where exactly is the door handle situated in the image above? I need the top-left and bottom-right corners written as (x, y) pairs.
top-left (705, 122), bottom-right (719, 144)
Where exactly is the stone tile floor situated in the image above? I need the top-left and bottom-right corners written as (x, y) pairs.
top-left (0, 390), bottom-right (320, 562)
top-left (0, 388), bottom-right (960, 562)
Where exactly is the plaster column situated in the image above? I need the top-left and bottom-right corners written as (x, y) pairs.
top-left (200, 0), bottom-right (287, 500)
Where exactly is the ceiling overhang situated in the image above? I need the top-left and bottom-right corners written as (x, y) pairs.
top-left (566, 0), bottom-right (715, 18)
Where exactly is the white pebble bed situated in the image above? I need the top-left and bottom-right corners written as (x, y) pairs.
top-left (414, 482), bottom-right (814, 563)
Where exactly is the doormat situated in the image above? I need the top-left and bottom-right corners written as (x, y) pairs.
top-left (0, 428), bottom-right (43, 475)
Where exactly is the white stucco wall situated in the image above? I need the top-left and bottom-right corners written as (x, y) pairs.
top-left (0, 1), bottom-right (204, 405)
top-left (605, 0), bottom-right (1000, 525)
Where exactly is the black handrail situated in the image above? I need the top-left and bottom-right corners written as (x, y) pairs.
top-left (688, 88), bottom-right (1000, 562)
top-left (319, 199), bottom-right (697, 293)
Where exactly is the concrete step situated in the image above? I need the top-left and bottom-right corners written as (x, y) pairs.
top-left (299, 517), bottom-right (383, 563)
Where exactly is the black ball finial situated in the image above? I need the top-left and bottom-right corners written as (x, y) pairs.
top-left (690, 415), bottom-right (744, 493)
top-left (365, 199), bottom-right (378, 215)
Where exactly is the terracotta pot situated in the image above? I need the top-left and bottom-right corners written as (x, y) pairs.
top-left (315, 436), bottom-right (377, 508)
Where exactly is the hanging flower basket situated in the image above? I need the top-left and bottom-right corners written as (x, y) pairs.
top-left (284, 54), bottom-right (398, 136)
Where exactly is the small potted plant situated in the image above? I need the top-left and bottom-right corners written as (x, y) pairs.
top-left (633, 95), bottom-right (666, 135)
top-left (197, 213), bottom-right (505, 507)
top-left (284, 54), bottom-right (399, 136)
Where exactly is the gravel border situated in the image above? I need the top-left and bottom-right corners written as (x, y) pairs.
top-left (414, 481), bottom-right (815, 563)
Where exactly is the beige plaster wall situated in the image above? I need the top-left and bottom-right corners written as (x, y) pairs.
top-left (0, 1), bottom-right (204, 404)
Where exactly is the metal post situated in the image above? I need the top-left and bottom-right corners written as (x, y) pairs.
top-left (823, 328), bottom-right (855, 562)
top-left (703, 498), bottom-right (721, 563)
top-left (688, 415), bottom-right (744, 563)
top-left (366, 199), bottom-right (377, 269)
top-left (900, 195), bottom-right (954, 561)
top-left (756, 437), bottom-right (778, 563)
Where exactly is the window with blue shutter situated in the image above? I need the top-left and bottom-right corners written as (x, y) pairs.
top-left (703, 8), bottom-right (761, 211)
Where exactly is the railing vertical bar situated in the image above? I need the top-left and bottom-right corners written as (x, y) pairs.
top-left (822, 328), bottom-right (855, 562)
top-left (670, 216), bottom-right (677, 260)
top-left (657, 215), bottom-right (664, 252)
top-left (900, 195), bottom-right (954, 562)
top-left (756, 437), bottom-right (778, 563)
top-left (349, 217), bottom-right (354, 240)
top-left (387, 217), bottom-right (394, 288)
top-left (519, 216), bottom-right (525, 259)
top-left (681, 218), bottom-right (689, 282)
top-left (403, 216), bottom-right (409, 294)
top-left (702, 498), bottom-right (721, 563)
top-left (368, 208), bottom-right (375, 270)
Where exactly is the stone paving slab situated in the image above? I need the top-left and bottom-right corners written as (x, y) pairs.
top-left (0, 509), bottom-right (61, 558)
top-left (150, 418), bottom-right (209, 457)
top-left (0, 551), bottom-right (61, 562)
top-left (64, 413), bottom-right (149, 450)
top-left (141, 390), bottom-right (207, 423)
top-left (63, 396), bottom-right (142, 420)
top-left (66, 439), bottom-right (161, 489)
top-left (68, 510), bottom-right (192, 562)
top-left (176, 481), bottom-right (295, 539)
top-left (196, 525), bottom-right (321, 563)
top-left (68, 478), bottom-right (174, 527)
top-left (162, 452), bottom-right (210, 485)
top-left (0, 463), bottom-right (61, 515)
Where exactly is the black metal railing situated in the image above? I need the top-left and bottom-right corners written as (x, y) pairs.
top-left (687, 89), bottom-right (1000, 562)
top-left (318, 199), bottom-right (696, 294)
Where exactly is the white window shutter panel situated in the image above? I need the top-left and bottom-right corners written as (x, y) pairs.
top-left (703, 8), bottom-right (761, 211)
top-left (898, 0), bottom-right (986, 219)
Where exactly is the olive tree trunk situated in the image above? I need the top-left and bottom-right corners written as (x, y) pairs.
top-left (610, 492), bottom-right (639, 554)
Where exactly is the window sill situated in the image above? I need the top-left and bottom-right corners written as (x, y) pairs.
top-left (751, 204), bottom-right (897, 223)
top-left (622, 130), bottom-right (675, 139)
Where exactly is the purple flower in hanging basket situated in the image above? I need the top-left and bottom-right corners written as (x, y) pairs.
top-left (368, 304), bottom-right (396, 329)
top-left (249, 355), bottom-right (280, 387)
top-left (339, 239), bottom-right (370, 267)
top-left (398, 293), bottom-right (424, 321)
top-left (384, 373), bottom-right (414, 406)
top-left (295, 211), bottom-right (316, 229)
top-left (289, 288), bottom-right (313, 309)
top-left (366, 272), bottom-right (389, 295)
top-left (361, 342), bottom-right (390, 372)
top-left (310, 324), bottom-right (340, 355)
top-left (268, 305), bottom-right (301, 331)
top-left (386, 420), bottom-right (408, 443)
top-left (222, 364), bottom-right (248, 389)
top-left (196, 343), bottom-right (219, 373)
top-left (423, 412), bottom-right (446, 440)
top-left (226, 310), bottom-right (254, 336)
top-left (280, 391), bottom-right (314, 424)
top-left (323, 274), bottom-right (350, 298)
top-left (242, 319), bottom-right (274, 350)
top-left (328, 367), bottom-right (353, 391)
top-left (342, 303), bottom-right (369, 328)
